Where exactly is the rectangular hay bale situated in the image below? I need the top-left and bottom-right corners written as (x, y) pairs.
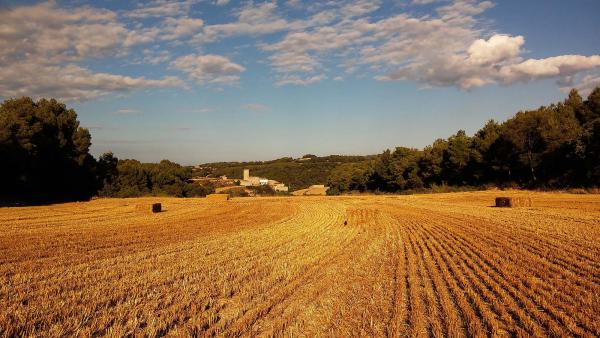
top-left (135, 202), bottom-right (162, 213)
top-left (495, 197), bottom-right (513, 207)
top-left (495, 197), bottom-right (532, 208)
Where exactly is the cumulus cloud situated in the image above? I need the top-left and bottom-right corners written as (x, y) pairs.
top-left (263, 21), bottom-right (366, 85)
top-left (0, 2), bottom-right (185, 101)
top-left (276, 74), bottom-right (327, 86)
top-left (126, 0), bottom-right (196, 18)
top-left (195, 2), bottom-right (289, 42)
top-left (498, 55), bottom-right (600, 84)
top-left (193, 0), bottom-right (344, 44)
top-left (0, 2), bottom-right (127, 64)
top-left (171, 54), bottom-right (246, 85)
top-left (0, 62), bottom-right (183, 102)
top-left (353, 1), bottom-right (600, 90)
top-left (565, 73), bottom-right (600, 96)
top-left (269, 52), bottom-right (321, 73)
top-left (187, 0), bottom-right (375, 87)
top-left (256, 0), bottom-right (599, 90)
top-left (412, 0), bottom-right (440, 4)
top-left (467, 34), bottom-right (524, 65)
top-left (161, 17), bottom-right (204, 40)
top-left (2, 0), bottom-right (599, 98)
top-left (340, 0), bottom-right (381, 18)
top-left (134, 49), bottom-right (172, 65)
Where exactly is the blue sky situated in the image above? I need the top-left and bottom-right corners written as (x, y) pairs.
top-left (1, 0), bottom-right (599, 164)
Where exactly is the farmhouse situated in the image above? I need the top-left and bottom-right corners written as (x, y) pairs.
top-left (239, 169), bottom-right (289, 192)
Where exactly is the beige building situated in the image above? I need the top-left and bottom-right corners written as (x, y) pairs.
top-left (239, 169), bottom-right (288, 192)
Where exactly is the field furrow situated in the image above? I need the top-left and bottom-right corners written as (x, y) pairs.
top-left (0, 191), bottom-right (598, 337)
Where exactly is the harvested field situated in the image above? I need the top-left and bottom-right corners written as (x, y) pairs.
top-left (291, 185), bottom-right (330, 196)
top-left (205, 193), bottom-right (230, 201)
top-left (0, 191), bottom-right (599, 337)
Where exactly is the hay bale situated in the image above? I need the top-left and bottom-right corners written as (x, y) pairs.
top-left (495, 197), bottom-right (532, 208)
top-left (135, 202), bottom-right (162, 213)
top-left (495, 197), bottom-right (513, 207)
top-left (206, 193), bottom-right (230, 201)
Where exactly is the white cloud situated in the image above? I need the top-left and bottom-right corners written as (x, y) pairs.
top-left (263, 21), bottom-right (366, 84)
top-left (161, 17), bottom-right (204, 40)
top-left (346, 2), bottom-right (600, 90)
top-left (126, 0), bottom-right (196, 18)
top-left (0, 62), bottom-right (183, 102)
top-left (0, 2), bottom-right (128, 64)
top-left (269, 52), bottom-right (321, 73)
top-left (276, 74), bottom-right (326, 86)
top-left (196, 2), bottom-right (289, 42)
top-left (565, 73), bottom-right (600, 96)
top-left (0, 2), bottom-right (187, 101)
top-left (437, 0), bottom-right (494, 20)
top-left (498, 55), bottom-right (600, 84)
top-left (340, 0), bottom-right (381, 18)
top-left (171, 54), bottom-right (246, 85)
top-left (2, 0), bottom-right (599, 98)
top-left (134, 49), bottom-right (172, 65)
top-left (467, 34), bottom-right (524, 65)
top-left (412, 0), bottom-right (440, 4)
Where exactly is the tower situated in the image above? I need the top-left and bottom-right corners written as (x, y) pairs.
top-left (243, 169), bottom-right (250, 181)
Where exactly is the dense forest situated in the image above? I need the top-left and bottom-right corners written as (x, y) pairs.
top-left (1, 87), bottom-right (599, 203)
top-left (327, 88), bottom-right (600, 194)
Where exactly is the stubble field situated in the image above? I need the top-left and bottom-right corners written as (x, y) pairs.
top-left (0, 191), bottom-right (598, 337)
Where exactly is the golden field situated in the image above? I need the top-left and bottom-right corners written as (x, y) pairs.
top-left (0, 191), bottom-right (599, 337)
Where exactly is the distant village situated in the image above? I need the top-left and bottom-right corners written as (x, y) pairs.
top-left (190, 168), bottom-right (329, 196)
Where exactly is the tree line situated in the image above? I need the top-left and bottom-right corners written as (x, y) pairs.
top-left (327, 87), bottom-right (600, 194)
top-left (0, 97), bottom-right (210, 204)
top-left (2, 87), bottom-right (598, 203)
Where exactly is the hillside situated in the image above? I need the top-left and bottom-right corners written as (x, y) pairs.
top-left (196, 155), bottom-right (374, 190)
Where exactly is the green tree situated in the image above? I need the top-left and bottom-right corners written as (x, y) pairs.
top-left (419, 139), bottom-right (448, 186)
top-left (369, 149), bottom-right (397, 191)
top-left (584, 87), bottom-right (600, 123)
top-left (579, 119), bottom-right (600, 183)
top-left (565, 89), bottom-right (593, 125)
top-left (327, 161), bottom-right (373, 194)
top-left (389, 147), bottom-right (423, 190)
top-left (442, 130), bottom-right (474, 185)
top-left (97, 152), bottom-right (119, 195)
top-left (471, 120), bottom-right (501, 183)
top-left (0, 97), bottom-right (96, 202)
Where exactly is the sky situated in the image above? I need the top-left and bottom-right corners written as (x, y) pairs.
top-left (1, 0), bottom-right (599, 165)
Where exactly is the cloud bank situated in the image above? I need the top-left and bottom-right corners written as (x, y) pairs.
top-left (1, 0), bottom-right (599, 101)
